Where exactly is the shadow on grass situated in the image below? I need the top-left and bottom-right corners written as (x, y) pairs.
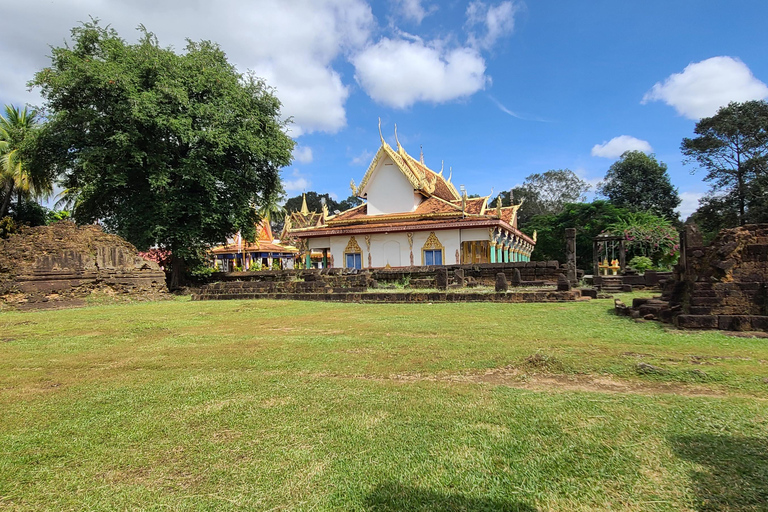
top-left (364, 482), bottom-right (537, 512)
top-left (670, 434), bottom-right (768, 511)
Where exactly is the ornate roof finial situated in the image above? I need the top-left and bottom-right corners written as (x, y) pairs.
top-left (420, 145), bottom-right (424, 165)
top-left (300, 193), bottom-right (309, 215)
top-left (394, 123), bottom-right (402, 151)
top-left (378, 117), bottom-right (384, 145)
top-left (448, 167), bottom-right (453, 183)
top-left (439, 160), bottom-right (444, 176)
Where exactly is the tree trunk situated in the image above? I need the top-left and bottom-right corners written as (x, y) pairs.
top-left (737, 152), bottom-right (746, 225)
top-left (0, 181), bottom-right (13, 218)
top-left (168, 254), bottom-right (186, 290)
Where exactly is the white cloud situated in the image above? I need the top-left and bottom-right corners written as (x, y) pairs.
top-left (393, 0), bottom-right (436, 24)
top-left (0, 0), bottom-right (374, 136)
top-left (591, 136), bottom-right (653, 158)
top-left (465, 1), bottom-right (519, 51)
top-left (293, 146), bottom-right (313, 164)
top-left (677, 191), bottom-right (704, 220)
top-left (283, 169), bottom-right (311, 193)
top-left (572, 167), bottom-right (602, 191)
top-left (642, 56), bottom-right (768, 119)
top-left (350, 149), bottom-right (374, 166)
top-left (352, 37), bottom-right (488, 109)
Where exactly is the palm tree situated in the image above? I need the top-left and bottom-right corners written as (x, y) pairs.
top-left (0, 105), bottom-right (50, 218)
top-left (258, 188), bottom-right (287, 223)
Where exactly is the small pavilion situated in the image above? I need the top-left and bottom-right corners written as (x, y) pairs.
top-left (211, 219), bottom-right (298, 271)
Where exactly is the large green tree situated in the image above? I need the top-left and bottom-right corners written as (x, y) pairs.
top-left (30, 22), bottom-right (293, 287)
top-left (495, 169), bottom-right (591, 225)
top-left (598, 151), bottom-right (680, 220)
top-left (0, 105), bottom-right (51, 218)
top-left (522, 201), bottom-right (631, 271)
top-left (681, 100), bottom-right (768, 226)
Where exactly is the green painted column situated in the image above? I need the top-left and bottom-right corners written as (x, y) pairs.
top-left (504, 245), bottom-right (510, 263)
top-left (490, 243), bottom-right (496, 263)
top-left (322, 249), bottom-right (328, 268)
top-left (305, 253), bottom-right (311, 269)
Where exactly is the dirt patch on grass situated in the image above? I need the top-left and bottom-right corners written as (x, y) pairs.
top-left (355, 368), bottom-right (745, 398)
top-left (471, 370), bottom-right (727, 397)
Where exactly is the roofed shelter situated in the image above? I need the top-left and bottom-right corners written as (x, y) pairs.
top-left (211, 219), bottom-right (298, 271)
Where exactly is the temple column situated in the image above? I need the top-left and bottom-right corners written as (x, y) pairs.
top-left (322, 249), bottom-right (328, 268)
top-left (490, 241), bottom-right (497, 263)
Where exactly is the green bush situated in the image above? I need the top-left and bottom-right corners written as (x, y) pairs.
top-left (628, 256), bottom-right (653, 273)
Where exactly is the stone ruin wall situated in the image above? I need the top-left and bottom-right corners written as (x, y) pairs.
top-left (211, 261), bottom-right (566, 287)
top-left (674, 223), bottom-right (768, 330)
top-left (0, 222), bottom-right (168, 309)
top-left (622, 224), bottom-right (768, 331)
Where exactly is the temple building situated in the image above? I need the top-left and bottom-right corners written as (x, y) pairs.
top-left (286, 127), bottom-right (535, 269)
top-left (211, 219), bottom-right (298, 271)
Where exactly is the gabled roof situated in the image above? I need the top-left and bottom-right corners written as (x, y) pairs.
top-left (354, 136), bottom-right (461, 202)
top-left (211, 219), bottom-right (298, 255)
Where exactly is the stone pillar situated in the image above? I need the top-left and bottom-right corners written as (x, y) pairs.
top-left (593, 239), bottom-right (600, 277)
top-left (565, 228), bottom-right (577, 286)
top-left (495, 272), bottom-right (508, 292)
top-left (436, 268), bottom-right (448, 290)
top-left (511, 268), bottom-right (522, 286)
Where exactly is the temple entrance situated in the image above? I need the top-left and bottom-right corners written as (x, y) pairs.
top-left (461, 241), bottom-right (490, 264)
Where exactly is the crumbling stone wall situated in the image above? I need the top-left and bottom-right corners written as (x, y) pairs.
top-left (0, 222), bottom-right (167, 308)
top-left (619, 224), bottom-right (768, 331)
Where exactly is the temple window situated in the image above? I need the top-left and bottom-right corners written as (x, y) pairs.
top-left (421, 232), bottom-right (445, 266)
top-left (423, 249), bottom-right (442, 266)
top-left (344, 236), bottom-right (363, 269)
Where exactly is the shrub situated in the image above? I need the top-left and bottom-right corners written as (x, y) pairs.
top-left (628, 256), bottom-right (653, 273)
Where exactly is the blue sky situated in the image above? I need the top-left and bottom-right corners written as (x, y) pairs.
top-left (3, 0), bottom-right (768, 218)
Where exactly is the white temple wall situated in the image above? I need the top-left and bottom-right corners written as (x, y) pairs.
top-left (460, 228), bottom-right (493, 242)
top-left (323, 229), bottom-right (466, 268)
top-left (366, 158), bottom-right (420, 215)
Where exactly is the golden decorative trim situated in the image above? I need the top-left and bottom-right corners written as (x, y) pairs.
top-left (344, 236), bottom-right (362, 254)
top-left (364, 234), bottom-right (372, 268)
top-left (421, 231), bottom-right (445, 265)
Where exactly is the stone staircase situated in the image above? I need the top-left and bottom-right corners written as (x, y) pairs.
top-left (599, 275), bottom-right (625, 293)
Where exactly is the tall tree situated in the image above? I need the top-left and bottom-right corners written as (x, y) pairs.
top-left (598, 151), bottom-right (680, 220)
top-left (0, 105), bottom-right (50, 218)
top-left (495, 169), bottom-right (591, 224)
top-left (29, 22), bottom-right (293, 287)
top-left (681, 100), bottom-right (768, 226)
top-left (522, 200), bottom-right (631, 271)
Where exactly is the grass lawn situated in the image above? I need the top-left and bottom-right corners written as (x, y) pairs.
top-left (1, 295), bottom-right (767, 511)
